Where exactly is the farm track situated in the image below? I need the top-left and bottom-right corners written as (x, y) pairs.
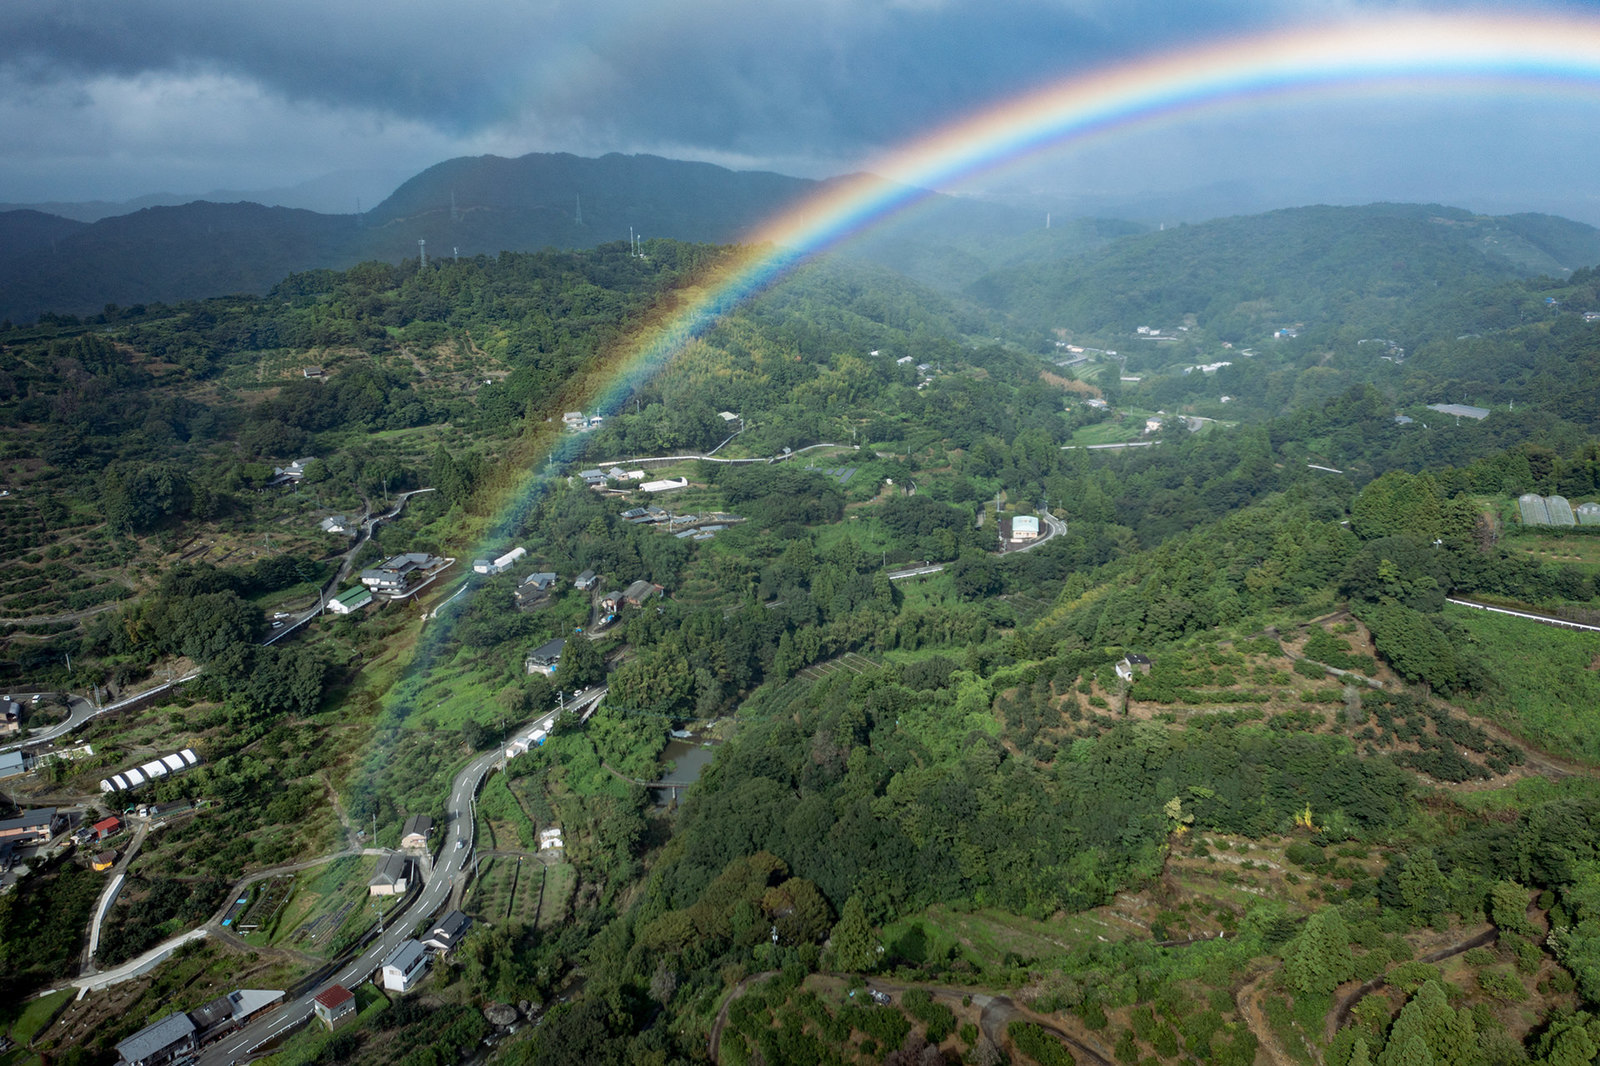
top-left (1326, 926), bottom-right (1497, 1040)
top-left (1238, 969), bottom-right (1298, 1066)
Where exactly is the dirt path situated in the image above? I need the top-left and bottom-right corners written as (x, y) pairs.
top-left (1238, 968), bottom-right (1297, 1066)
top-left (863, 977), bottom-right (1116, 1066)
top-left (708, 970), bottom-right (776, 1063)
top-left (0, 602), bottom-right (124, 626)
top-left (1326, 925), bottom-right (1496, 1040)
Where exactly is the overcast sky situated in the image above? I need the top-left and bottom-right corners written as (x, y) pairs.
top-left (7, 0), bottom-right (1600, 223)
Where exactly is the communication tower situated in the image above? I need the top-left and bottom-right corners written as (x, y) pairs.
top-left (418, 239), bottom-right (427, 269)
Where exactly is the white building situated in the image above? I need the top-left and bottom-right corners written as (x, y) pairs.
top-left (1011, 516), bottom-right (1040, 540)
top-left (327, 587), bottom-right (373, 614)
top-left (640, 476), bottom-right (688, 493)
top-left (381, 939), bottom-right (429, 993)
top-left (473, 547), bottom-right (526, 575)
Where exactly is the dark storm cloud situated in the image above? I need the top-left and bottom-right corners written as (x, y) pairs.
top-left (2, 0), bottom-right (1593, 208)
top-left (0, 0), bottom-right (1276, 172)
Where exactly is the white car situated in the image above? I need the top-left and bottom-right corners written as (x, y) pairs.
top-left (30, 694), bottom-right (41, 703)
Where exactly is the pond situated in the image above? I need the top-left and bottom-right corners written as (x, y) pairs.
top-left (652, 738), bottom-right (718, 806)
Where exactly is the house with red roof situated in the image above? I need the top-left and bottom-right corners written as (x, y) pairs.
top-left (312, 985), bottom-right (356, 1030)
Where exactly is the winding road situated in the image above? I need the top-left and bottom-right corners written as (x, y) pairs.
top-left (192, 685), bottom-right (606, 1066)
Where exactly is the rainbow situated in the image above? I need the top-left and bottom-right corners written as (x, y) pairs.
top-left (386, 10), bottom-right (1600, 730)
top-left (478, 11), bottom-right (1600, 540)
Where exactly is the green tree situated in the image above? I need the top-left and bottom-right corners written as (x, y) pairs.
top-left (556, 634), bottom-right (606, 690)
top-left (831, 895), bottom-right (878, 971)
top-left (950, 551), bottom-right (1000, 600)
top-left (1488, 881), bottom-right (1536, 939)
top-left (1399, 849), bottom-right (1451, 925)
top-left (1284, 909), bottom-right (1357, 993)
top-left (761, 877), bottom-right (833, 945)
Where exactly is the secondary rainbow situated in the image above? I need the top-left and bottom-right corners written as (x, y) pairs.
top-left (475, 10), bottom-right (1600, 541)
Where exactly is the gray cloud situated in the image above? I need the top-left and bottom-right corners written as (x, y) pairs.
top-left (3, 0), bottom-right (1598, 220)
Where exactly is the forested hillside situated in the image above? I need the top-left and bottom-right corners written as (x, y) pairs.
top-left (6, 213), bottom-right (1600, 1066)
top-left (967, 204), bottom-right (1600, 339)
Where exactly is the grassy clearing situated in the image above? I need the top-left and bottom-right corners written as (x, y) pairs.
top-left (242, 855), bottom-right (405, 957)
top-left (479, 773), bottom-right (535, 849)
top-left (467, 855), bottom-right (544, 927)
top-left (539, 862), bottom-right (576, 928)
top-left (5, 990), bottom-right (72, 1048)
top-left (1447, 604), bottom-right (1600, 763)
top-left (1451, 772), bottom-right (1600, 812)
top-left (1068, 419), bottom-right (1145, 446)
top-left (881, 905), bottom-right (1100, 970)
top-left (1505, 531), bottom-right (1600, 571)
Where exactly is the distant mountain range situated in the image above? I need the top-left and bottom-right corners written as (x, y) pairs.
top-left (0, 168), bottom-right (406, 223)
top-left (964, 202), bottom-right (1600, 339)
top-left (0, 152), bottom-right (1076, 322)
top-left (3, 151), bottom-right (1599, 326)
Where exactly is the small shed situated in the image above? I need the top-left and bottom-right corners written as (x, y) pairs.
top-left (1115, 654), bottom-right (1153, 682)
top-left (312, 985), bottom-right (356, 1030)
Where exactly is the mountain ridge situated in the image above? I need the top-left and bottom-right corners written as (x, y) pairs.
top-left (5, 152), bottom-right (1600, 330)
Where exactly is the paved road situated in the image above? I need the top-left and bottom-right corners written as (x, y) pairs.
top-left (72, 929), bottom-right (210, 996)
top-left (1003, 510), bottom-right (1066, 554)
top-left (1446, 596), bottom-right (1600, 633)
top-left (197, 685), bottom-right (606, 1066)
top-left (1, 677), bottom-right (200, 754)
top-left (886, 510), bottom-right (1065, 580)
top-left (12, 491), bottom-right (444, 747)
top-left (263, 487), bottom-right (439, 647)
top-left (585, 441), bottom-right (853, 469)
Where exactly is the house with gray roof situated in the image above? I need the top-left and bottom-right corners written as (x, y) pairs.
top-left (188, 990), bottom-right (285, 1042)
top-left (526, 638), bottom-right (566, 676)
top-left (115, 1011), bottom-right (196, 1066)
top-left (360, 553), bottom-right (445, 593)
top-left (0, 808), bottom-right (55, 845)
top-left (381, 939), bottom-right (430, 993)
top-left (0, 750), bottom-right (26, 780)
top-left (368, 853), bottom-right (410, 896)
top-left (424, 909), bottom-right (473, 953)
top-left (400, 814), bottom-right (434, 850)
top-left (624, 579), bottom-right (663, 607)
